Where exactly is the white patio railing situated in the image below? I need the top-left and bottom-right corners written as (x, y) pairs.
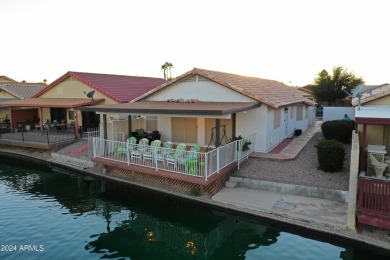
top-left (92, 134), bottom-right (255, 181)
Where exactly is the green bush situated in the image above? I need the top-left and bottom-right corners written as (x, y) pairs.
top-left (321, 120), bottom-right (355, 143)
top-left (317, 139), bottom-right (345, 172)
top-left (190, 187), bottom-right (201, 196)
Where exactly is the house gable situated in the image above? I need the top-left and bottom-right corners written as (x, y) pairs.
top-left (38, 77), bottom-right (117, 104)
top-left (144, 75), bottom-right (256, 103)
top-left (365, 95), bottom-right (390, 106)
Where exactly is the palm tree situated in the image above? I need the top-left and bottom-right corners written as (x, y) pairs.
top-left (161, 63), bottom-right (167, 80)
top-left (167, 62), bottom-right (173, 80)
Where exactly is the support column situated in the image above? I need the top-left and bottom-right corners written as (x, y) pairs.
top-left (103, 114), bottom-right (107, 140)
top-left (39, 107), bottom-right (44, 135)
top-left (8, 107), bottom-right (13, 129)
top-left (74, 107), bottom-right (80, 139)
top-left (232, 113), bottom-right (236, 139)
top-left (359, 124), bottom-right (367, 171)
top-left (128, 115), bottom-right (132, 137)
top-left (215, 119), bottom-right (220, 148)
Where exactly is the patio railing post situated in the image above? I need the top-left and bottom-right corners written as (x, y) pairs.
top-left (217, 148), bottom-right (220, 173)
top-left (93, 137), bottom-right (96, 158)
top-left (205, 153), bottom-right (208, 181)
top-left (46, 130), bottom-right (50, 145)
top-left (126, 141), bottom-right (130, 165)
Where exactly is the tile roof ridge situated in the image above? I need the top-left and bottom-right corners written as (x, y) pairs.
top-left (69, 71), bottom-right (163, 79)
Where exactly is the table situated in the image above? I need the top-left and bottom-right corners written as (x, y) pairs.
top-left (367, 145), bottom-right (387, 154)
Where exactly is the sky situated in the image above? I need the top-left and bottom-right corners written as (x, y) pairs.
top-left (1, 0), bottom-right (389, 86)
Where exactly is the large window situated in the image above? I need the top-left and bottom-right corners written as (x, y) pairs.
top-left (171, 117), bottom-right (197, 143)
top-left (205, 118), bottom-right (232, 144)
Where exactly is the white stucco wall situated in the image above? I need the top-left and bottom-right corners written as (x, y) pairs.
top-left (236, 106), bottom-right (268, 152)
top-left (144, 75), bottom-right (255, 102)
top-left (156, 116), bottom-right (171, 142)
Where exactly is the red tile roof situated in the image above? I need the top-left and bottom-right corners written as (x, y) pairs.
top-left (33, 71), bottom-right (166, 103)
top-left (134, 68), bottom-right (315, 108)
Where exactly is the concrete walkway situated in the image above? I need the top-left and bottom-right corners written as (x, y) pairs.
top-left (250, 120), bottom-right (322, 160)
top-left (212, 187), bottom-right (348, 229)
top-left (212, 120), bottom-right (350, 229)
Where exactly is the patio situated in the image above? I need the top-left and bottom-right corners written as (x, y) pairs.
top-left (0, 127), bottom-right (79, 149)
top-left (91, 135), bottom-right (254, 186)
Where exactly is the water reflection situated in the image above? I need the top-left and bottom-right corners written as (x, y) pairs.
top-left (0, 157), bottom-right (389, 260)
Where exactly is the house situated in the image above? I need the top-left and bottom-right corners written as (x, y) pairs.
top-left (0, 82), bottom-right (45, 121)
top-left (83, 68), bottom-right (315, 152)
top-left (0, 75), bottom-right (18, 83)
top-left (1, 71), bottom-right (165, 138)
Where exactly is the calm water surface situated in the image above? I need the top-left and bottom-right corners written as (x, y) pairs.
top-left (0, 157), bottom-right (389, 260)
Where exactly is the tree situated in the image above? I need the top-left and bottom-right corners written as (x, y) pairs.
top-left (166, 62), bottom-right (173, 80)
top-left (311, 66), bottom-right (364, 105)
top-left (161, 63), bottom-right (167, 80)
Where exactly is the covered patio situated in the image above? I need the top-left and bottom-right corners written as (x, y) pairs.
top-left (355, 106), bottom-right (390, 177)
top-left (0, 97), bottom-right (104, 146)
top-left (81, 101), bottom-right (258, 191)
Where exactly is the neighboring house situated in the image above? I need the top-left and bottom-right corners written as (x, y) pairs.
top-left (0, 82), bottom-right (45, 120)
top-left (1, 71), bottom-right (165, 137)
top-left (0, 75), bottom-right (18, 83)
top-left (83, 68), bottom-right (315, 153)
top-left (352, 83), bottom-right (390, 170)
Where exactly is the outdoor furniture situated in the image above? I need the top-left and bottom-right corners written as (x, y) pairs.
top-left (369, 153), bottom-right (389, 178)
top-left (154, 141), bottom-right (173, 167)
top-left (130, 138), bottom-right (149, 162)
top-left (166, 143), bottom-right (186, 170)
top-left (183, 146), bottom-right (201, 175)
top-left (143, 140), bottom-right (161, 164)
top-left (114, 137), bottom-right (136, 158)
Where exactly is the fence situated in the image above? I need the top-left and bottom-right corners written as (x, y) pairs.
top-left (0, 127), bottom-right (77, 145)
top-left (92, 134), bottom-right (255, 181)
top-left (357, 176), bottom-right (390, 232)
top-left (86, 127), bottom-right (101, 159)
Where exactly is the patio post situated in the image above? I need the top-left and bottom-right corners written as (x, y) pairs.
top-left (103, 114), bottom-right (107, 140)
top-left (359, 124), bottom-right (367, 171)
top-left (128, 115), bottom-right (132, 137)
top-left (74, 107), bottom-right (80, 139)
top-left (215, 119), bottom-right (220, 147)
top-left (39, 107), bottom-right (44, 135)
top-left (204, 153), bottom-right (208, 181)
top-left (232, 113), bottom-right (236, 139)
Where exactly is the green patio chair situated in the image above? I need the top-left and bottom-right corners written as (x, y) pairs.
top-left (183, 146), bottom-right (201, 175)
top-left (143, 140), bottom-right (161, 164)
top-left (154, 141), bottom-right (173, 167)
top-left (165, 143), bottom-right (186, 169)
top-left (115, 136), bottom-right (137, 158)
top-left (131, 138), bottom-right (149, 162)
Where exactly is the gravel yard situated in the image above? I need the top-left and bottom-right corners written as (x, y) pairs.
top-left (233, 131), bottom-right (351, 191)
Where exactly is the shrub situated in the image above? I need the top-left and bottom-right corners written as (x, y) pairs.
top-left (190, 187), bottom-right (201, 196)
top-left (317, 139), bottom-right (345, 172)
top-left (321, 120), bottom-right (355, 143)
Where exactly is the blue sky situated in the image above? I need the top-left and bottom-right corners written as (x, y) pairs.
top-left (1, 0), bottom-right (389, 86)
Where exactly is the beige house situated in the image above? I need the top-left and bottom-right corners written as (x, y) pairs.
top-left (2, 71), bottom-right (165, 137)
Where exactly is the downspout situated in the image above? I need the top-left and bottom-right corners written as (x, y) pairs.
top-left (232, 113), bottom-right (236, 139)
top-left (128, 115), bottom-right (132, 137)
top-left (215, 119), bottom-right (220, 148)
top-left (103, 114), bottom-right (107, 140)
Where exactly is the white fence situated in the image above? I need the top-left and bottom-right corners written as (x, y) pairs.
top-left (92, 134), bottom-right (255, 181)
top-left (323, 107), bottom-right (355, 122)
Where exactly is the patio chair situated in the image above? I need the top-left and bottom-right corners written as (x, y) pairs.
top-left (182, 146), bottom-right (201, 174)
top-left (165, 143), bottom-right (186, 170)
top-left (114, 137), bottom-right (137, 158)
top-left (154, 141), bottom-right (173, 167)
top-left (130, 138), bottom-right (149, 162)
top-left (369, 153), bottom-right (389, 178)
top-left (143, 140), bottom-right (161, 164)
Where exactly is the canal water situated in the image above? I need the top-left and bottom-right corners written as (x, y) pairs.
top-left (0, 156), bottom-right (389, 260)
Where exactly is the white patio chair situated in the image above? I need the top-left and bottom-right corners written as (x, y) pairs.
top-left (369, 153), bottom-right (389, 178)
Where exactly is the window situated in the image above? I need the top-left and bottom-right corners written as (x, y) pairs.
top-left (68, 108), bottom-right (74, 120)
top-left (171, 117), bottom-right (197, 143)
top-left (145, 116), bottom-right (157, 131)
top-left (296, 105), bottom-right (303, 120)
top-left (274, 109), bottom-right (281, 129)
